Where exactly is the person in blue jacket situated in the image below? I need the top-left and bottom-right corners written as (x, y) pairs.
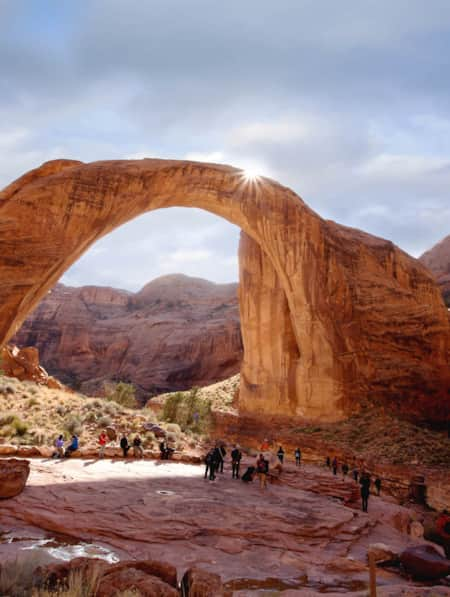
top-left (64, 435), bottom-right (79, 457)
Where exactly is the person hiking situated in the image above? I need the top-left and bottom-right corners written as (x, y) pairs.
top-left (133, 434), bottom-right (144, 459)
top-left (231, 444), bottom-right (242, 479)
top-left (53, 435), bottom-right (65, 459)
top-left (204, 448), bottom-right (216, 481)
top-left (342, 463), bottom-right (349, 477)
top-left (374, 476), bottom-right (381, 496)
top-left (256, 453), bottom-right (269, 490)
top-left (98, 430), bottom-right (107, 459)
top-left (120, 434), bottom-right (130, 458)
top-left (277, 446), bottom-right (285, 464)
top-left (326, 456), bottom-right (331, 468)
top-left (218, 444), bottom-right (226, 473)
top-left (294, 447), bottom-right (301, 467)
top-left (332, 456), bottom-right (338, 475)
top-left (64, 435), bottom-right (79, 457)
top-left (360, 471), bottom-right (371, 512)
top-left (352, 467), bottom-right (359, 482)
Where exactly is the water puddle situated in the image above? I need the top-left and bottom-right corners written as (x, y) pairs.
top-left (0, 530), bottom-right (119, 563)
top-left (224, 576), bottom-right (368, 594)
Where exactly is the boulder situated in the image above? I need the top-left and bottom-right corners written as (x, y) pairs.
top-left (105, 426), bottom-right (117, 441)
top-left (181, 567), bottom-right (224, 596)
top-left (400, 544), bottom-right (450, 580)
top-left (0, 444), bottom-right (18, 456)
top-left (368, 543), bottom-right (399, 563)
top-left (0, 458), bottom-right (30, 498)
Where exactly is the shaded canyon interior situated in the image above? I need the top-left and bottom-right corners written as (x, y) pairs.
top-left (0, 158), bottom-right (449, 423)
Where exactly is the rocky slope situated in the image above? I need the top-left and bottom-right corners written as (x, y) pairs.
top-left (12, 274), bottom-right (242, 399)
top-left (420, 234), bottom-right (450, 307)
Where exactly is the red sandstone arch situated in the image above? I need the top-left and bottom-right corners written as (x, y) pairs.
top-left (0, 159), bottom-right (448, 423)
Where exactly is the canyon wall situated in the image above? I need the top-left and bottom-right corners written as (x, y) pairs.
top-left (0, 158), bottom-right (449, 423)
top-left (13, 275), bottom-right (242, 398)
top-left (420, 234), bottom-right (450, 307)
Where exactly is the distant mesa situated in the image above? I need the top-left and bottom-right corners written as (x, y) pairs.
top-left (12, 274), bottom-right (242, 400)
top-left (419, 234), bottom-right (450, 307)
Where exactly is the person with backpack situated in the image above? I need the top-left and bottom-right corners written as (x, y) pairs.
top-left (120, 434), bottom-right (130, 458)
top-left (98, 430), bottom-right (107, 459)
top-left (256, 453), bottom-right (269, 490)
top-left (133, 434), bottom-right (144, 459)
top-left (360, 471), bottom-right (371, 512)
top-left (231, 445), bottom-right (242, 479)
top-left (332, 456), bottom-right (338, 475)
top-left (64, 435), bottom-right (79, 457)
top-left (374, 477), bottom-right (382, 496)
top-left (204, 448), bottom-right (216, 481)
top-left (294, 447), bottom-right (301, 467)
top-left (277, 446), bottom-right (285, 464)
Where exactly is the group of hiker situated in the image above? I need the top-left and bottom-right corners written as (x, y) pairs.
top-left (326, 455), bottom-right (382, 512)
top-left (52, 431), bottom-right (147, 459)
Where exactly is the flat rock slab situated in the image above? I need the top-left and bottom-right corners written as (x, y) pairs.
top-left (0, 459), bottom-right (430, 591)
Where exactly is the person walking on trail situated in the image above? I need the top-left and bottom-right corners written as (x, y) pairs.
top-left (120, 434), bottom-right (130, 458)
top-left (133, 434), bottom-right (144, 459)
top-left (98, 430), bottom-right (107, 459)
top-left (256, 453), bottom-right (269, 490)
top-left (277, 446), bottom-right (285, 464)
top-left (352, 467), bottom-right (359, 482)
top-left (231, 445), bottom-right (242, 479)
top-left (326, 456), bottom-right (331, 468)
top-left (342, 463), bottom-right (349, 478)
top-left (295, 447), bottom-right (301, 467)
top-left (218, 444), bottom-right (226, 473)
top-left (64, 435), bottom-right (79, 457)
top-left (204, 448), bottom-right (216, 481)
top-left (360, 471), bottom-right (371, 512)
top-left (374, 477), bottom-right (382, 496)
top-left (332, 456), bottom-right (338, 475)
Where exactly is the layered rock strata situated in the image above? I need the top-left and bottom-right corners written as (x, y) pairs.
top-left (0, 159), bottom-right (448, 422)
top-left (12, 275), bottom-right (242, 398)
top-left (420, 234), bottom-right (450, 307)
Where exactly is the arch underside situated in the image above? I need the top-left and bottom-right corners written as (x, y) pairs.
top-left (0, 158), bottom-right (448, 423)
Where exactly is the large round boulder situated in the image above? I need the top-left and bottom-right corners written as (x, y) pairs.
top-left (0, 458), bottom-right (30, 498)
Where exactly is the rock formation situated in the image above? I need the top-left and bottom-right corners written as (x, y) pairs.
top-left (0, 159), bottom-right (449, 423)
top-left (0, 458), bottom-right (30, 498)
top-left (12, 275), bottom-right (242, 398)
top-left (1, 345), bottom-right (63, 389)
top-left (420, 234), bottom-right (450, 307)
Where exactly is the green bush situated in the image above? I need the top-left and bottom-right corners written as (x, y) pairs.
top-left (64, 415), bottom-right (83, 436)
top-left (13, 418), bottom-right (29, 437)
top-left (161, 388), bottom-right (211, 433)
top-left (106, 382), bottom-right (138, 409)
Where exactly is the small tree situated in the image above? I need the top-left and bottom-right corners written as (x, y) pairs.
top-left (107, 382), bottom-right (138, 409)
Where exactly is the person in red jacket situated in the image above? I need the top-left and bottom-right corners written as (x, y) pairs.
top-left (98, 430), bottom-right (107, 458)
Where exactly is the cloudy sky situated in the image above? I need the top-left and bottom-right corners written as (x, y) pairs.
top-left (1, 1), bottom-right (450, 291)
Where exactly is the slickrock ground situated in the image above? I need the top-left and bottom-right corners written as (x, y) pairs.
top-left (0, 458), bottom-right (445, 595)
top-left (12, 274), bottom-right (242, 399)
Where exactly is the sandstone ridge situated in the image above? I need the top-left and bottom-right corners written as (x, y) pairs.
top-left (1, 158), bottom-right (449, 423)
top-left (420, 234), bottom-right (450, 307)
top-left (13, 274), bottom-right (242, 398)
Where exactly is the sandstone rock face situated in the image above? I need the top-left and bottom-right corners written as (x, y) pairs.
top-left (12, 275), bottom-right (242, 398)
top-left (420, 234), bottom-right (450, 307)
top-left (1, 345), bottom-right (63, 389)
top-left (0, 159), bottom-right (449, 422)
top-left (0, 458), bottom-right (30, 498)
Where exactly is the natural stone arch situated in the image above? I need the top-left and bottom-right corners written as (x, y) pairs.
top-left (0, 158), bottom-right (448, 423)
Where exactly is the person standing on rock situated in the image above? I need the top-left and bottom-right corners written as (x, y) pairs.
top-left (374, 477), bottom-right (381, 496)
top-left (360, 471), bottom-right (371, 512)
top-left (294, 447), bottom-right (301, 467)
top-left (204, 448), bottom-right (216, 481)
top-left (256, 453), bottom-right (269, 490)
top-left (98, 430), bottom-right (107, 459)
top-left (277, 446), bottom-right (285, 464)
top-left (352, 467), bottom-right (359, 482)
top-left (120, 434), bottom-right (130, 458)
top-left (133, 434), bottom-right (144, 459)
top-left (342, 463), bottom-right (349, 478)
top-left (332, 456), bottom-right (338, 475)
top-left (231, 444), bottom-right (242, 479)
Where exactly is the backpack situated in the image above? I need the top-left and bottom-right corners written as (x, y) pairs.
top-left (205, 451), bottom-right (213, 465)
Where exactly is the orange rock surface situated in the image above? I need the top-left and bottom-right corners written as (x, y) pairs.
top-left (12, 275), bottom-right (242, 398)
top-left (0, 159), bottom-right (449, 423)
top-left (0, 458), bottom-right (30, 498)
top-left (420, 234), bottom-right (450, 306)
top-left (1, 345), bottom-right (63, 389)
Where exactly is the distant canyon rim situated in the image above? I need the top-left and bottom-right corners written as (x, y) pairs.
top-left (0, 158), bottom-right (449, 424)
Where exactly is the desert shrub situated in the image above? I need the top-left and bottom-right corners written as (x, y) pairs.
top-left (97, 415), bottom-right (113, 428)
top-left (103, 401), bottom-right (118, 415)
top-left (165, 422), bottom-right (181, 434)
top-left (83, 411), bottom-right (97, 423)
top-left (0, 412), bottom-right (20, 427)
top-left (27, 397), bottom-right (39, 407)
top-left (64, 415), bottom-right (83, 436)
top-left (56, 404), bottom-right (67, 417)
top-left (161, 388), bottom-right (211, 433)
top-left (0, 552), bottom-right (53, 597)
top-left (29, 428), bottom-right (46, 445)
top-left (105, 382), bottom-right (138, 409)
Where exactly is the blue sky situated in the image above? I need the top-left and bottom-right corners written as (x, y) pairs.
top-left (1, 1), bottom-right (449, 290)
